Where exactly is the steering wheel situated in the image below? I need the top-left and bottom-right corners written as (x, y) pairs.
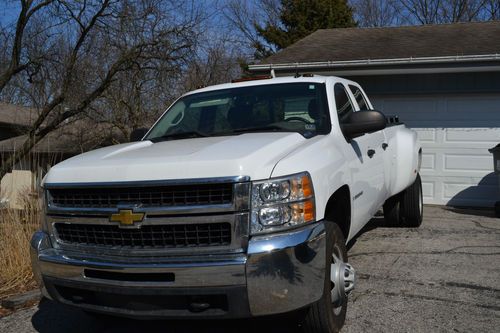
top-left (285, 116), bottom-right (314, 125)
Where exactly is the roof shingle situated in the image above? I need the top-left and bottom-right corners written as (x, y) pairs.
top-left (261, 21), bottom-right (500, 64)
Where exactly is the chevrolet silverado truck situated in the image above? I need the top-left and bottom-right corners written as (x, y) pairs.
top-left (30, 75), bottom-right (422, 332)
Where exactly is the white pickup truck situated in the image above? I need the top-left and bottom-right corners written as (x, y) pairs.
top-left (31, 75), bottom-right (422, 332)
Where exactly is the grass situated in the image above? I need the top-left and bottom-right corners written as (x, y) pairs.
top-left (0, 193), bottom-right (41, 300)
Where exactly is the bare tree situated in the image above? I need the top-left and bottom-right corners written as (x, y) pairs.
top-left (0, 0), bottom-right (54, 92)
top-left (398, 0), bottom-right (442, 24)
top-left (397, 0), bottom-right (494, 24)
top-left (439, 0), bottom-right (488, 22)
top-left (182, 40), bottom-right (243, 92)
top-left (351, 0), bottom-right (402, 27)
top-left (223, 0), bottom-right (282, 59)
top-left (0, 0), bottom-right (203, 179)
top-left (481, 0), bottom-right (500, 19)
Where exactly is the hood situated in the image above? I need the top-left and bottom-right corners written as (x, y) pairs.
top-left (44, 132), bottom-right (307, 184)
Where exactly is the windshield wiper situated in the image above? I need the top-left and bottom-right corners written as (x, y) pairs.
top-left (150, 130), bottom-right (209, 142)
top-left (229, 125), bottom-right (289, 134)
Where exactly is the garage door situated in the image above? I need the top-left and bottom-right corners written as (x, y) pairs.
top-left (372, 94), bottom-right (500, 207)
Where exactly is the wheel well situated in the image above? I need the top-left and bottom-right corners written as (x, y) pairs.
top-left (324, 185), bottom-right (351, 240)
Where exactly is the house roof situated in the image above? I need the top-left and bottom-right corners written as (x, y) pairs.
top-left (0, 133), bottom-right (75, 154)
top-left (0, 102), bottom-right (35, 127)
top-left (257, 20), bottom-right (500, 64)
top-left (0, 120), bottom-right (126, 154)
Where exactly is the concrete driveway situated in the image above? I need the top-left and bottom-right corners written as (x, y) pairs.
top-left (1, 205), bottom-right (499, 332)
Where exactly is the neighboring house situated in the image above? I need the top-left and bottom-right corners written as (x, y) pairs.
top-left (0, 102), bottom-right (33, 141)
top-left (0, 103), bottom-right (120, 208)
top-left (0, 103), bottom-right (76, 173)
top-left (249, 20), bottom-right (500, 208)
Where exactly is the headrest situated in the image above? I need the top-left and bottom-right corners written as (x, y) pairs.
top-left (308, 100), bottom-right (319, 120)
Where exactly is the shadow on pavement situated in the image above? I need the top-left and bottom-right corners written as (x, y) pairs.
top-left (347, 215), bottom-right (387, 251)
top-left (31, 298), bottom-right (300, 333)
top-left (443, 206), bottom-right (497, 219)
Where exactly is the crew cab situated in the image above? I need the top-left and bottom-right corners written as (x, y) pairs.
top-left (31, 75), bottom-right (422, 332)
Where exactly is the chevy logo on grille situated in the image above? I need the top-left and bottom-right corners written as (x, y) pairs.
top-left (110, 209), bottom-right (145, 227)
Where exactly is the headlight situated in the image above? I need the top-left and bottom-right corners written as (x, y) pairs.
top-left (251, 172), bottom-right (315, 234)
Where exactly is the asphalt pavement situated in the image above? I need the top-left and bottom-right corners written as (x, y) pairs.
top-left (1, 205), bottom-right (499, 332)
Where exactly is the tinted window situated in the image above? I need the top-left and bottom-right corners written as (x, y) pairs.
top-left (145, 83), bottom-right (331, 141)
top-left (334, 83), bottom-right (355, 124)
top-left (349, 85), bottom-right (370, 111)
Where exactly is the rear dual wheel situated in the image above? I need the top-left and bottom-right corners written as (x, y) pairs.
top-left (383, 173), bottom-right (423, 228)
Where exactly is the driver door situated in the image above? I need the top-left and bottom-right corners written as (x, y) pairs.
top-left (334, 83), bottom-right (387, 236)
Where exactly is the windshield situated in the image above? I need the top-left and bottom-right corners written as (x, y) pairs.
top-left (145, 82), bottom-right (331, 142)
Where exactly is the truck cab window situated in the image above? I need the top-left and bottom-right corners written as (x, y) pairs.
top-left (349, 85), bottom-right (370, 111)
top-left (334, 83), bottom-right (355, 124)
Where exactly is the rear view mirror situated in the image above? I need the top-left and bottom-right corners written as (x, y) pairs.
top-left (130, 128), bottom-right (149, 142)
top-left (341, 110), bottom-right (386, 139)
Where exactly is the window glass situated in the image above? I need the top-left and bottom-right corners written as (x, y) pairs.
top-left (334, 83), bottom-right (355, 124)
top-left (145, 83), bottom-right (331, 141)
top-left (349, 85), bottom-right (370, 111)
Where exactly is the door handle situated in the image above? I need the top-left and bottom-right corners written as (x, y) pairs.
top-left (367, 149), bottom-right (376, 158)
top-left (382, 143), bottom-right (388, 150)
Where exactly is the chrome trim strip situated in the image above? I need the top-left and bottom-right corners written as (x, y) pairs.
top-left (46, 203), bottom-right (236, 216)
top-left (48, 213), bottom-right (249, 256)
top-left (45, 177), bottom-right (251, 215)
top-left (43, 176), bottom-right (251, 189)
top-left (38, 249), bottom-right (247, 288)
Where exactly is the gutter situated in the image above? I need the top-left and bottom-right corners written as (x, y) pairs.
top-left (248, 54), bottom-right (500, 76)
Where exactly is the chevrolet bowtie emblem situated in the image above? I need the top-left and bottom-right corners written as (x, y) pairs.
top-left (110, 210), bottom-right (145, 226)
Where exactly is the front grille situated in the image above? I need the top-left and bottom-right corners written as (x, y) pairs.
top-left (55, 222), bottom-right (232, 248)
top-left (48, 183), bottom-right (233, 208)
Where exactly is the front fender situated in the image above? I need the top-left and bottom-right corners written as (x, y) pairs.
top-left (271, 135), bottom-right (351, 221)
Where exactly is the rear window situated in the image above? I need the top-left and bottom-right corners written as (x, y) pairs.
top-left (349, 85), bottom-right (370, 111)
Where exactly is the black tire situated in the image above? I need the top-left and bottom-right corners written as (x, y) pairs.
top-left (400, 173), bottom-right (423, 227)
top-left (383, 174), bottom-right (423, 228)
top-left (383, 193), bottom-right (402, 227)
top-left (302, 222), bottom-right (347, 333)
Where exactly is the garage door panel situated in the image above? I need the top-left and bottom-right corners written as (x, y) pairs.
top-left (418, 129), bottom-right (437, 142)
top-left (422, 181), bottom-right (435, 201)
top-left (445, 128), bottom-right (500, 144)
top-left (442, 174), bottom-right (498, 206)
top-left (444, 154), bottom-right (492, 172)
top-left (421, 153), bottom-right (435, 171)
top-left (373, 94), bottom-right (500, 207)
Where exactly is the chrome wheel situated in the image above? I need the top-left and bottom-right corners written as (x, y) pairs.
top-left (330, 245), bottom-right (356, 315)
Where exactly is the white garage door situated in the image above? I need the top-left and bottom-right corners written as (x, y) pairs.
top-left (372, 94), bottom-right (500, 207)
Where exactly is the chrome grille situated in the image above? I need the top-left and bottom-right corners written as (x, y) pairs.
top-left (48, 183), bottom-right (233, 209)
top-left (54, 222), bottom-right (232, 248)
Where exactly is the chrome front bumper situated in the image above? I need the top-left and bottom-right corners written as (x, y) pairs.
top-left (30, 221), bottom-right (326, 318)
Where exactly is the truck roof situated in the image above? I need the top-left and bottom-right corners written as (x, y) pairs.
top-left (184, 75), bottom-right (357, 96)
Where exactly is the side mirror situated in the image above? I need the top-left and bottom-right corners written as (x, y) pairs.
top-left (341, 110), bottom-right (386, 139)
top-left (130, 128), bottom-right (149, 142)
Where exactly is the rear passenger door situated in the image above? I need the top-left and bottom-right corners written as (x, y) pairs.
top-left (334, 83), bottom-right (387, 236)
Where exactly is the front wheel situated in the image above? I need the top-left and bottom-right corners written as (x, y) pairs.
top-left (301, 223), bottom-right (355, 333)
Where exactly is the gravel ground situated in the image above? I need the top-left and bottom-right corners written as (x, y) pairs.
top-left (1, 205), bottom-right (499, 332)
